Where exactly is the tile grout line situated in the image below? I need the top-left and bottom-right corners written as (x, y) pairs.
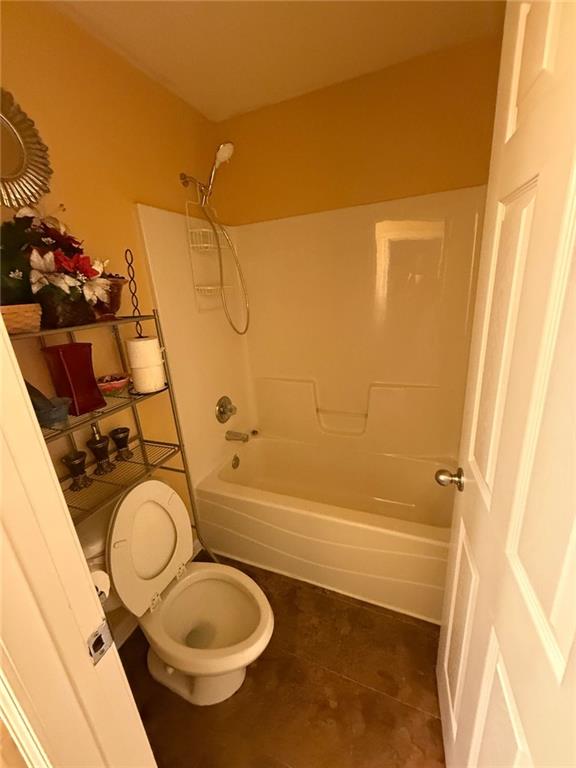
top-left (273, 646), bottom-right (441, 721)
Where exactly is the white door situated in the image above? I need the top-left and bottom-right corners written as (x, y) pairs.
top-left (437, 2), bottom-right (576, 766)
top-left (0, 321), bottom-right (157, 767)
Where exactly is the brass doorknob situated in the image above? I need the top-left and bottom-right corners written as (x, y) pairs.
top-left (435, 467), bottom-right (465, 492)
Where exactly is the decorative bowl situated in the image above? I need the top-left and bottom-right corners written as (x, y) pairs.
top-left (97, 373), bottom-right (130, 397)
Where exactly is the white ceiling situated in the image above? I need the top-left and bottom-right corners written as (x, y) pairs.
top-left (60, 1), bottom-right (504, 122)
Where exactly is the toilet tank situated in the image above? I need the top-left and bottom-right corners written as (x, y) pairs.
top-left (75, 502), bottom-right (122, 613)
top-left (75, 503), bottom-right (115, 561)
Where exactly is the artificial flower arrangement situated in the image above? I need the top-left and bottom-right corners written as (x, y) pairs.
top-left (1, 207), bottom-right (120, 330)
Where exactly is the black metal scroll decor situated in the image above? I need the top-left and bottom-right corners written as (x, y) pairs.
top-left (124, 248), bottom-right (143, 338)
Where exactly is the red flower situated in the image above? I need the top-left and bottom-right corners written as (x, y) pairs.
top-left (53, 250), bottom-right (74, 273)
top-left (78, 255), bottom-right (99, 278)
top-left (54, 249), bottom-right (99, 278)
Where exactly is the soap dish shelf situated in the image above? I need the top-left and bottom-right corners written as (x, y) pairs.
top-left (188, 228), bottom-right (231, 253)
top-left (195, 284), bottom-right (232, 296)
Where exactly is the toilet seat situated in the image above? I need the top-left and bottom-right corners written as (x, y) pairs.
top-left (106, 479), bottom-right (193, 617)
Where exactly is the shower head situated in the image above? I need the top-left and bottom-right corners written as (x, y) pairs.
top-left (202, 142), bottom-right (234, 205)
top-left (214, 142), bottom-right (234, 168)
top-left (181, 142), bottom-right (235, 205)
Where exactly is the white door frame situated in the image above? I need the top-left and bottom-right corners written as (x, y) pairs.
top-left (0, 320), bottom-right (156, 767)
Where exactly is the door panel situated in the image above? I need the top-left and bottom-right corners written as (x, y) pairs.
top-left (437, 3), bottom-right (576, 766)
top-left (471, 185), bottom-right (535, 492)
top-left (470, 632), bottom-right (531, 768)
top-left (441, 520), bottom-right (479, 737)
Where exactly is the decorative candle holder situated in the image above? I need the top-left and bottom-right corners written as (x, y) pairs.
top-left (62, 450), bottom-right (92, 492)
top-left (109, 427), bottom-right (133, 461)
top-left (86, 423), bottom-right (115, 475)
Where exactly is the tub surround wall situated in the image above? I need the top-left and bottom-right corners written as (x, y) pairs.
top-left (137, 204), bottom-right (256, 485)
top-left (139, 187), bottom-right (483, 487)
top-left (236, 186), bottom-right (485, 462)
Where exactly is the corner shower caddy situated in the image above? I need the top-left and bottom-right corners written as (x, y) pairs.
top-left (10, 310), bottom-right (196, 531)
top-left (186, 202), bottom-right (232, 299)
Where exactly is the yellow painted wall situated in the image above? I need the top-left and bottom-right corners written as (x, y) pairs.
top-left (213, 38), bottom-right (501, 224)
top-left (1, 1), bottom-right (214, 503)
top-left (1, 0), bottom-right (212, 310)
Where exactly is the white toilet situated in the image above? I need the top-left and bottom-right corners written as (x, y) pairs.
top-left (81, 479), bottom-right (274, 706)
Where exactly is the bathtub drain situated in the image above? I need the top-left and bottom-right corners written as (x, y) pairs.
top-left (232, 454), bottom-right (240, 470)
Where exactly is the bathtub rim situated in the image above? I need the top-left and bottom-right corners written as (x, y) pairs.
top-left (197, 469), bottom-right (450, 547)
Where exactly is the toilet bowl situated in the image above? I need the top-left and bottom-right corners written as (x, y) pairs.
top-left (140, 561), bottom-right (272, 705)
top-left (98, 479), bottom-right (273, 705)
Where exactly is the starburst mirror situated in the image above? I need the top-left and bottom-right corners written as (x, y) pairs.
top-left (1, 89), bottom-right (52, 208)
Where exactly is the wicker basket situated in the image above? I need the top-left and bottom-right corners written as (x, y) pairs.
top-left (1, 303), bottom-right (42, 335)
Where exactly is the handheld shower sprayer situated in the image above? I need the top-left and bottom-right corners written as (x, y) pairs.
top-left (202, 142), bottom-right (234, 205)
top-left (180, 142), bottom-right (234, 205)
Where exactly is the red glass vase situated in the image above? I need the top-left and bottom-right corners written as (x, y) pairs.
top-left (42, 343), bottom-right (106, 416)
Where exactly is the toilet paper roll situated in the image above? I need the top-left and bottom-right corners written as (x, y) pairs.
top-left (125, 336), bottom-right (163, 368)
top-left (90, 569), bottom-right (110, 605)
top-left (131, 363), bottom-right (166, 394)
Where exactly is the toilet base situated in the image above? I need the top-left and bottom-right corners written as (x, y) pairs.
top-left (147, 648), bottom-right (246, 706)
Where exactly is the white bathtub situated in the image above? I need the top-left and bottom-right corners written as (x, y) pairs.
top-left (197, 438), bottom-right (452, 623)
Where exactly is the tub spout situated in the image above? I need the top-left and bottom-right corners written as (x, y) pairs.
top-left (225, 431), bottom-right (250, 442)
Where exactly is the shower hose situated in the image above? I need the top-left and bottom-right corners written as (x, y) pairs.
top-left (202, 205), bottom-right (250, 336)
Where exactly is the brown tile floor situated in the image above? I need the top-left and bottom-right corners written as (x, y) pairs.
top-left (120, 557), bottom-right (445, 768)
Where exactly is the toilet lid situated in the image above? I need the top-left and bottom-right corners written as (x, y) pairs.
top-left (106, 480), bottom-right (193, 617)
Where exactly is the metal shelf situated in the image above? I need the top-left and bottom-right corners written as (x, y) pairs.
top-left (11, 308), bottom-right (204, 548)
top-left (195, 285), bottom-right (231, 296)
top-left (9, 314), bottom-right (155, 340)
top-left (64, 440), bottom-right (181, 524)
top-left (41, 387), bottom-right (168, 443)
top-left (187, 227), bottom-right (231, 253)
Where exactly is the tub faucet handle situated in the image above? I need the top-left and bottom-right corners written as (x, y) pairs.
top-left (216, 395), bottom-right (237, 423)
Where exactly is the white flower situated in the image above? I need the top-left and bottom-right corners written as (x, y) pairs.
top-left (49, 273), bottom-right (80, 294)
top-left (28, 248), bottom-right (80, 295)
top-left (92, 260), bottom-right (107, 277)
top-left (8, 269), bottom-right (23, 280)
top-left (82, 277), bottom-right (110, 305)
top-left (30, 248), bottom-right (55, 273)
top-left (30, 269), bottom-right (49, 293)
top-left (30, 270), bottom-right (79, 294)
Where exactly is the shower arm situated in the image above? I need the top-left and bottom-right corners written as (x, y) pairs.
top-left (179, 173), bottom-right (209, 203)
